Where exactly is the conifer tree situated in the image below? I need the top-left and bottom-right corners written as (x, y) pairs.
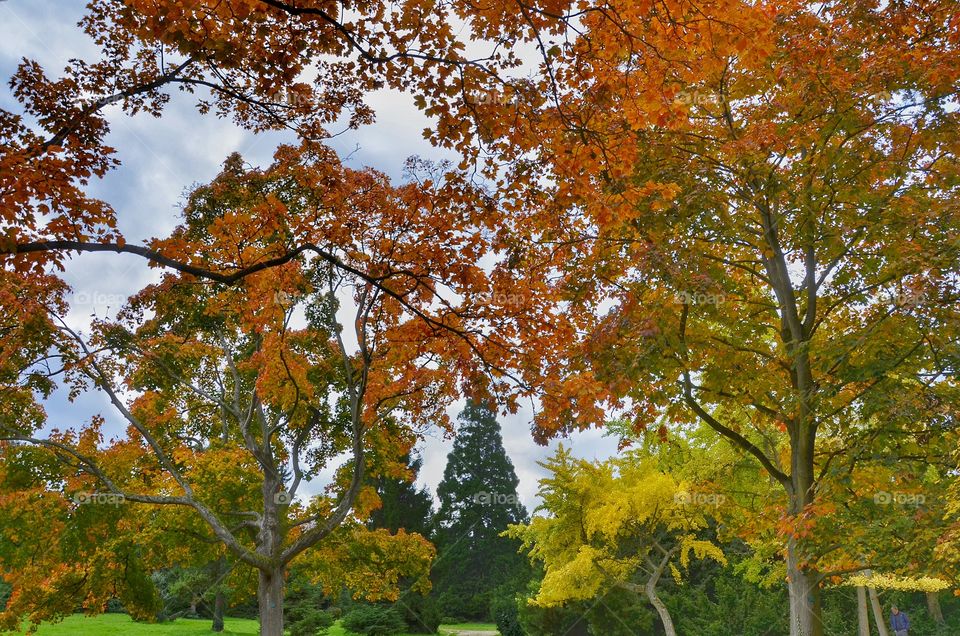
top-left (432, 401), bottom-right (529, 620)
top-left (367, 453), bottom-right (434, 537)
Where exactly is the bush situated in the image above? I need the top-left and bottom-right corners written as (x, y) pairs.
top-left (395, 592), bottom-right (441, 634)
top-left (491, 591), bottom-right (524, 636)
top-left (341, 605), bottom-right (407, 636)
top-left (288, 608), bottom-right (334, 636)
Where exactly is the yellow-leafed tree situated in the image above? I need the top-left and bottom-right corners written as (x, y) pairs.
top-left (506, 446), bottom-right (725, 636)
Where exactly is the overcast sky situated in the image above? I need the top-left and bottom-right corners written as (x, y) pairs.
top-left (0, 0), bottom-right (620, 513)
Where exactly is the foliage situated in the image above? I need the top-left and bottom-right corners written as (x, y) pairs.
top-left (285, 567), bottom-right (335, 636)
top-left (508, 446), bottom-right (724, 607)
top-left (664, 564), bottom-right (791, 636)
top-left (476, 0), bottom-right (960, 631)
top-left (0, 579), bottom-right (10, 610)
top-left (340, 606), bottom-right (407, 636)
top-left (287, 608), bottom-right (335, 636)
top-left (0, 144), bottom-right (481, 632)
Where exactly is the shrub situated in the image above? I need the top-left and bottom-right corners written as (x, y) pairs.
top-left (341, 605), bottom-right (407, 636)
top-left (491, 591), bottom-right (524, 636)
top-left (395, 592), bottom-right (441, 634)
top-left (288, 608), bottom-right (334, 636)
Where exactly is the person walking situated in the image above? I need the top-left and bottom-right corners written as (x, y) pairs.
top-left (890, 605), bottom-right (910, 636)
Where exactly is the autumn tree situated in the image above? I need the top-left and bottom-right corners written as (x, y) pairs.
top-left (0, 143), bottom-right (497, 635)
top-left (508, 445), bottom-right (727, 636)
top-left (459, 2), bottom-right (960, 635)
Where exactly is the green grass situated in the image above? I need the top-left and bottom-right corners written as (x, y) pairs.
top-left (438, 623), bottom-right (499, 633)
top-left (328, 621), bottom-right (498, 636)
top-left (8, 614), bottom-right (500, 636)
top-left (10, 613), bottom-right (259, 635)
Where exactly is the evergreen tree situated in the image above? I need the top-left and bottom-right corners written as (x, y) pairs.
top-left (432, 401), bottom-right (529, 621)
top-left (367, 452), bottom-right (434, 537)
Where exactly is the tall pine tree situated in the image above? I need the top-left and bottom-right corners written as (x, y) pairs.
top-left (367, 452), bottom-right (433, 537)
top-left (432, 401), bottom-right (529, 621)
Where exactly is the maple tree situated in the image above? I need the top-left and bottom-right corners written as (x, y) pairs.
top-left (463, 2), bottom-right (960, 635)
top-left (0, 144), bottom-right (498, 634)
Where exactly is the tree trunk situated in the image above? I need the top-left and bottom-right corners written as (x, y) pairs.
top-left (258, 568), bottom-right (284, 636)
top-left (927, 590), bottom-right (945, 625)
top-left (786, 541), bottom-right (822, 636)
top-left (644, 547), bottom-right (677, 636)
top-left (645, 581), bottom-right (676, 636)
top-left (857, 586), bottom-right (870, 636)
top-left (212, 589), bottom-right (226, 632)
top-left (258, 468), bottom-right (285, 636)
top-left (786, 442), bottom-right (823, 636)
top-left (868, 586), bottom-right (889, 636)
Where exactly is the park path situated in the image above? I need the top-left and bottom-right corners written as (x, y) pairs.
top-left (444, 631), bottom-right (499, 636)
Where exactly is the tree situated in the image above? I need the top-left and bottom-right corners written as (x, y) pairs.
top-left (0, 144), bottom-right (493, 635)
top-left (432, 400), bottom-right (528, 621)
top-left (367, 452), bottom-right (433, 538)
top-left (471, 2), bottom-right (960, 634)
top-left (507, 446), bottom-right (726, 636)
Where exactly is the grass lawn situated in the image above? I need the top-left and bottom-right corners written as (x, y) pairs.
top-left (9, 614), bottom-right (500, 636)
top-left (10, 613), bottom-right (259, 635)
top-left (328, 620), bottom-right (500, 635)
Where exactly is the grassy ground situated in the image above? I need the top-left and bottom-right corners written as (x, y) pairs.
top-left (11, 613), bottom-right (259, 635)
top-left (10, 614), bottom-right (500, 636)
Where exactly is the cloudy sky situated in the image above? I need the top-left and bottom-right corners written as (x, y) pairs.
top-left (0, 0), bottom-right (620, 513)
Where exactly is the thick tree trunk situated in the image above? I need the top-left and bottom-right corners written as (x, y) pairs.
top-left (927, 590), bottom-right (945, 625)
top-left (857, 586), bottom-right (870, 636)
top-left (786, 438), bottom-right (823, 636)
top-left (257, 468), bottom-right (285, 636)
top-left (212, 589), bottom-right (226, 632)
top-left (868, 586), bottom-right (889, 636)
top-left (258, 568), bottom-right (284, 636)
top-left (786, 542), bottom-right (822, 636)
